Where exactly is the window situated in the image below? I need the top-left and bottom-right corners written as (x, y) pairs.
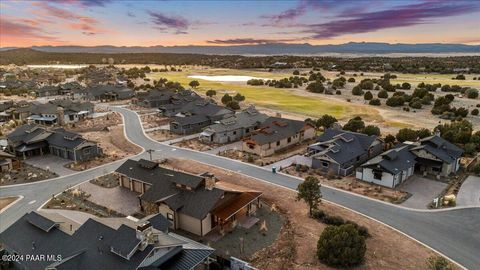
top-left (432, 167), bottom-right (441, 172)
top-left (287, 137), bottom-right (291, 143)
top-left (373, 170), bottom-right (382, 180)
top-left (167, 213), bottom-right (174, 221)
top-left (322, 161), bottom-right (329, 168)
top-left (276, 141), bottom-right (280, 146)
top-left (233, 131), bottom-right (237, 135)
top-left (83, 148), bottom-right (90, 154)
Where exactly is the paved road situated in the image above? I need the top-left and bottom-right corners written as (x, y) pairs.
top-left (1, 107), bottom-right (480, 269)
top-left (457, 176), bottom-right (480, 207)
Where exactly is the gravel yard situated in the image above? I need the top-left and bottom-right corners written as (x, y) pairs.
top-left (0, 163), bottom-right (58, 186)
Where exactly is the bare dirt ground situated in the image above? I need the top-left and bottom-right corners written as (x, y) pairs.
top-left (147, 130), bottom-right (182, 142)
top-left (218, 139), bottom-right (315, 166)
top-left (283, 167), bottom-right (408, 203)
top-left (0, 196), bottom-right (18, 211)
top-left (68, 112), bottom-right (122, 133)
top-left (68, 124), bottom-right (142, 171)
top-left (166, 158), bottom-right (452, 270)
top-left (140, 114), bottom-right (170, 130)
top-left (0, 163), bottom-right (58, 186)
top-left (173, 138), bottom-right (220, 151)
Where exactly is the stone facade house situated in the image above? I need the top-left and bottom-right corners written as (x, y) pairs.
top-left (308, 129), bottom-right (384, 176)
top-left (242, 117), bottom-right (315, 157)
top-left (115, 159), bottom-right (262, 236)
top-left (200, 106), bottom-right (269, 144)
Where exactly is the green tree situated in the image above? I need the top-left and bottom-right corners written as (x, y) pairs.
top-left (396, 128), bottom-right (418, 142)
top-left (189, 80), bottom-right (200, 88)
top-left (233, 93), bottom-right (245, 102)
top-left (206, 89), bottom-right (216, 97)
top-left (363, 125), bottom-right (380, 136)
top-left (364, 91), bottom-right (373, 100)
top-left (306, 81), bottom-right (325, 93)
top-left (317, 224), bottom-right (366, 267)
top-left (384, 134), bottom-right (396, 145)
top-left (221, 94), bottom-right (232, 105)
top-left (297, 176), bottom-right (322, 217)
top-left (316, 114), bottom-right (338, 129)
top-left (378, 90), bottom-right (388, 99)
top-left (369, 98), bottom-right (381, 106)
top-left (293, 70), bottom-right (300, 75)
top-left (226, 101), bottom-right (240, 110)
top-left (343, 116), bottom-right (365, 133)
top-left (466, 88), bottom-right (478, 99)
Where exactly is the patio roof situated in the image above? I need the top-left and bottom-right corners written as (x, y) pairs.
top-left (212, 192), bottom-right (262, 221)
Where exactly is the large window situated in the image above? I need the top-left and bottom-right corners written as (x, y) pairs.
top-left (373, 169), bottom-right (382, 180)
top-left (167, 213), bottom-right (174, 221)
top-left (322, 161), bottom-right (329, 168)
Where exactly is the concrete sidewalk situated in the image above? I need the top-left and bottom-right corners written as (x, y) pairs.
top-left (457, 176), bottom-right (480, 207)
top-left (24, 155), bottom-right (76, 176)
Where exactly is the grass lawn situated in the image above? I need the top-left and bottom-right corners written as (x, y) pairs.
top-left (148, 68), bottom-right (380, 120)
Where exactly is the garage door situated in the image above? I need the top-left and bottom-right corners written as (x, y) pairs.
top-left (121, 177), bottom-right (130, 188)
top-left (133, 181), bottom-right (143, 193)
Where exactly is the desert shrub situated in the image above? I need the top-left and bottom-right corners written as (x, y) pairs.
top-left (363, 91), bottom-right (373, 100)
top-left (352, 86), bottom-right (364, 96)
top-left (378, 90), bottom-right (388, 99)
top-left (369, 98), bottom-right (381, 106)
top-left (466, 88), bottom-right (479, 99)
top-left (426, 255), bottom-right (452, 270)
top-left (472, 109), bottom-right (479, 115)
top-left (317, 224), bottom-right (366, 267)
top-left (323, 215), bottom-right (345, 226)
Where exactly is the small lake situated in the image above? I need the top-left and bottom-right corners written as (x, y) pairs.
top-left (188, 75), bottom-right (269, 82)
top-left (27, 64), bottom-right (88, 69)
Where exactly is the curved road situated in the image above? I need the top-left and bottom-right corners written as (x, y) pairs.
top-left (1, 107), bottom-right (479, 269)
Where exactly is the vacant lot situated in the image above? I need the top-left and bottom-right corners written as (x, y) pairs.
top-left (166, 158), bottom-right (452, 270)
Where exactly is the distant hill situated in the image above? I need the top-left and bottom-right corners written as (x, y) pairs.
top-left (2, 42), bottom-right (479, 55)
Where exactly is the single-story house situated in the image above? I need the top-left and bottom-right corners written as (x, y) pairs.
top-left (0, 211), bottom-right (214, 270)
top-left (308, 129), bottom-right (384, 176)
top-left (87, 85), bottom-right (134, 101)
top-left (200, 106), bottom-right (269, 144)
top-left (115, 159), bottom-right (262, 236)
top-left (242, 117), bottom-right (315, 157)
top-left (356, 144), bottom-right (416, 188)
top-left (170, 115), bottom-right (211, 135)
top-left (6, 124), bottom-right (102, 161)
top-left (133, 89), bottom-right (175, 108)
top-left (409, 135), bottom-right (463, 177)
top-left (27, 100), bottom-right (93, 126)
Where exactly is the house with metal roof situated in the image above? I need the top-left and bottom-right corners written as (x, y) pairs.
top-left (200, 106), bottom-right (269, 144)
top-left (0, 211), bottom-right (214, 270)
top-left (242, 117), bottom-right (315, 157)
top-left (6, 124), bottom-right (102, 161)
top-left (356, 144), bottom-right (416, 188)
top-left (115, 159), bottom-right (262, 236)
top-left (308, 128), bottom-right (384, 176)
top-left (409, 135), bottom-right (463, 177)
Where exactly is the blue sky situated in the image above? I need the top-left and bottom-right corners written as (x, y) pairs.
top-left (1, 0), bottom-right (479, 47)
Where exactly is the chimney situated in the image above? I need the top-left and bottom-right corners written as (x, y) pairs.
top-left (203, 172), bottom-right (216, 190)
top-left (56, 106), bottom-right (65, 126)
top-left (136, 222), bottom-right (153, 251)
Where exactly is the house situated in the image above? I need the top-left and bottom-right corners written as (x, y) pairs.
top-left (133, 89), bottom-right (176, 108)
top-left (115, 159), bottom-right (262, 236)
top-left (158, 90), bottom-right (203, 117)
top-left (6, 124), bottom-right (102, 161)
top-left (356, 144), bottom-right (416, 188)
top-left (27, 100), bottom-right (94, 126)
top-left (409, 135), bottom-right (463, 177)
top-left (87, 84), bottom-right (134, 101)
top-left (242, 117), bottom-right (315, 157)
top-left (169, 100), bottom-right (234, 135)
top-left (0, 211), bottom-right (214, 270)
top-left (308, 129), bottom-right (384, 176)
top-left (34, 85), bottom-right (60, 97)
top-left (200, 106), bottom-right (269, 144)
top-left (0, 150), bottom-right (18, 172)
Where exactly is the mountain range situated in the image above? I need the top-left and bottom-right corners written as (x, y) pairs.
top-left (1, 42), bottom-right (479, 55)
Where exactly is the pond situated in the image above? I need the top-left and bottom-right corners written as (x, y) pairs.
top-left (188, 75), bottom-right (269, 82)
top-left (27, 64), bottom-right (88, 69)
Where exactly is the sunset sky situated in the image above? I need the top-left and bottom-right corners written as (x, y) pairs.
top-left (1, 0), bottom-right (480, 47)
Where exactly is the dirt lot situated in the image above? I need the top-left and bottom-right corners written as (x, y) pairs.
top-left (218, 140), bottom-right (315, 166)
top-left (0, 196), bottom-right (18, 211)
top-left (282, 166), bottom-right (408, 204)
top-left (68, 124), bottom-right (142, 171)
top-left (0, 163), bottom-right (58, 186)
top-left (68, 112), bottom-right (122, 133)
top-left (140, 113), bottom-right (170, 130)
top-left (166, 158), bottom-right (452, 270)
top-left (173, 138), bottom-right (220, 151)
top-left (148, 129), bottom-right (182, 142)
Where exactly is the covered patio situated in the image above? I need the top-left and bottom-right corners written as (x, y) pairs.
top-left (211, 192), bottom-right (262, 233)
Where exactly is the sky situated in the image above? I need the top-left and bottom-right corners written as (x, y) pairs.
top-left (1, 0), bottom-right (480, 47)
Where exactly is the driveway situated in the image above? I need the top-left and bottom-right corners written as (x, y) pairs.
top-left (457, 176), bottom-right (480, 207)
top-left (264, 155), bottom-right (312, 170)
top-left (399, 175), bottom-right (447, 209)
top-left (78, 182), bottom-right (140, 216)
top-left (24, 155), bottom-right (76, 176)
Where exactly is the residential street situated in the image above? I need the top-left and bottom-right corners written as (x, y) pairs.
top-left (1, 106), bottom-right (480, 269)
